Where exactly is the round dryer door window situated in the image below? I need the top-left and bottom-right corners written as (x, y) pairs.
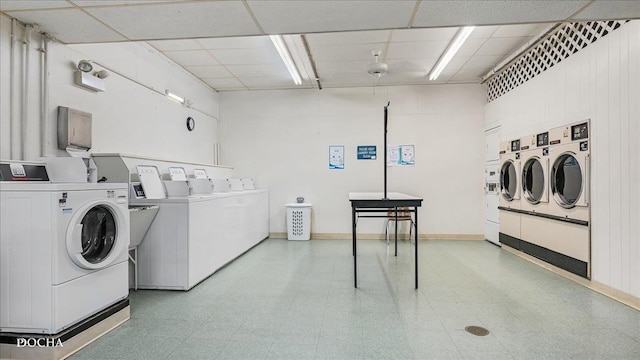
top-left (500, 161), bottom-right (517, 201)
top-left (551, 153), bottom-right (582, 208)
top-left (80, 205), bottom-right (117, 264)
top-left (522, 158), bottom-right (545, 204)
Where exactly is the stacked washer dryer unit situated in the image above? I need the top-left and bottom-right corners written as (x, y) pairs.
top-left (498, 138), bottom-right (521, 248)
top-left (0, 161), bottom-right (130, 334)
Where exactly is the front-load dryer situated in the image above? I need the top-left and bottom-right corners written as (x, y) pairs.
top-left (0, 161), bottom-right (130, 334)
top-left (546, 120), bottom-right (591, 278)
top-left (498, 139), bottom-right (522, 249)
top-left (520, 132), bottom-right (550, 212)
top-left (518, 121), bottom-right (591, 278)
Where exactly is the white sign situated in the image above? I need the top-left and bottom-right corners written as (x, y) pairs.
top-left (387, 145), bottom-right (415, 166)
top-left (329, 146), bottom-right (344, 169)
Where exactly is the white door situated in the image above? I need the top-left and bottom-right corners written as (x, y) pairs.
top-left (485, 126), bottom-right (501, 162)
top-left (484, 127), bottom-right (501, 245)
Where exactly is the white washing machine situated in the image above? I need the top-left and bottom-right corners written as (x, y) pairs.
top-left (498, 139), bottom-right (521, 248)
top-left (0, 161), bottom-right (130, 334)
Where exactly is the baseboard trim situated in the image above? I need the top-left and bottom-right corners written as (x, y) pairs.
top-left (0, 304), bottom-right (130, 360)
top-left (502, 246), bottom-right (639, 311)
top-left (269, 233), bottom-right (484, 241)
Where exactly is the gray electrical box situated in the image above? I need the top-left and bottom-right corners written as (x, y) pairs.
top-left (57, 106), bottom-right (92, 150)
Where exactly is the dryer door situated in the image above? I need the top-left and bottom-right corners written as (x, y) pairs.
top-left (522, 157), bottom-right (548, 204)
top-left (67, 202), bottom-right (127, 269)
top-left (500, 160), bottom-right (519, 201)
top-left (551, 152), bottom-right (586, 208)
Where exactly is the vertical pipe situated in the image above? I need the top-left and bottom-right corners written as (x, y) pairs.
top-left (21, 25), bottom-right (33, 160)
top-left (40, 36), bottom-right (48, 157)
top-left (9, 19), bottom-right (15, 159)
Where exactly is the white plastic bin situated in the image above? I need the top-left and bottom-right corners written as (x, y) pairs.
top-left (286, 203), bottom-right (312, 240)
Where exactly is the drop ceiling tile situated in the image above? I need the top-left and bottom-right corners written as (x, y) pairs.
top-left (5, 9), bottom-right (126, 43)
top-left (474, 36), bottom-right (530, 56)
top-left (455, 38), bottom-right (487, 57)
top-left (308, 30), bottom-right (391, 45)
top-left (204, 78), bottom-right (246, 90)
top-left (163, 50), bottom-right (219, 66)
top-left (313, 43), bottom-right (388, 62)
top-left (493, 23), bottom-right (551, 37)
top-left (208, 48), bottom-right (279, 65)
top-left (391, 27), bottom-right (457, 42)
top-left (450, 69), bottom-right (483, 82)
top-left (413, 1), bottom-right (590, 27)
top-left (185, 66), bottom-right (233, 78)
top-left (0, 1), bottom-right (70, 11)
top-left (315, 61), bottom-right (372, 76)
top-left (86, 1), bottom-right (260, 40)
top-left (386, 41), bottom-right (449, 60)
top-left (148, 39), bottom-right (202, 51)
top-left (71, 0), bottom-right (176, 6)
top-left (386, 59), bottom-right (437, 73)
top-left (247, 0), bottom-right (416, 33)
top-left (468, 25), bottom-right (499, 39)
top-left (378, 72), bottom-right (430, 86)
top-left (321, 73), bottom-right (377, 88)
top-left (573, 0), bottom-right (640, 21)
top-left (226, 64), bottom-right (289, 78)
top-left (240, 76), bottom-right (301, 88)
top-left (197, 36), bottom-right (272, 50)
top-left (461, 55), bottom-right (503, 70)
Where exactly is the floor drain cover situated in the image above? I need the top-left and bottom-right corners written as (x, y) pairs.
top-left (465, 325), bottom-right (490, 336)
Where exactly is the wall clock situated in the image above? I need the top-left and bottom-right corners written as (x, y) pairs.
top-left (186, 117), bottom-right (195, 131)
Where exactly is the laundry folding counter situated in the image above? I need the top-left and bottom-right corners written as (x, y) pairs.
top-left (349, 192), bottom-right (423, 289)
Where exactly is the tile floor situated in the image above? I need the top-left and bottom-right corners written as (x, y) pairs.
top-left (70, 239), bottom-right (640, 360)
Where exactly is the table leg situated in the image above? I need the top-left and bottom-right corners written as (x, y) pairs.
top-left (414, 207), bottom-right (419, 289)
top-left (394, 207), bottom-right (398, 256)
top-left (352, 206), bottom-right (357, 288)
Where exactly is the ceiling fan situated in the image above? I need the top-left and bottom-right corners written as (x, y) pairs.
top-left (367, 50), bottom-right (388, 86)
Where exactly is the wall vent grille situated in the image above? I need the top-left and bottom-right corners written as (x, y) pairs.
top-left (486, 20), bottom-right (629, 102)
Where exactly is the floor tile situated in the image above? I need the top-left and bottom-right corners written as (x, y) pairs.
top-left (67, 239), bottom-right (640, 360)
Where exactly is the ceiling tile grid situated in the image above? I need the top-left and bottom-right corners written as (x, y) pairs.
top-left (2, 0), bottom-right (636, 91)
top-left (85, 1), bottom-right (260, 40)
top-left (246, 0), bottom-right (417, 34)
top-left (4, 8), bottom-right (126, 43)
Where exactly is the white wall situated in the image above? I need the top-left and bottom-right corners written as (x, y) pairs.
top-left (220, 85), bottom-right (486, 237)
top-left (485, 20), bottom-right (640, 298)
top-left (0, 14), bottom-right (220, 164)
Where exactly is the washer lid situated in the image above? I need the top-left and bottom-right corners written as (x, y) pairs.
top-left (137, 165), bottom-right (166, 199)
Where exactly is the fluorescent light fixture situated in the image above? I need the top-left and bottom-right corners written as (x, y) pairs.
top-left (270, 35), bottom-right (302, 85)
top-left (428, 26), bottom-right (475, 81)
top-left (165, 90), bottom-right (185, 104)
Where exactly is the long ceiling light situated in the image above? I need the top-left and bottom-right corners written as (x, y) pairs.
top-left (270, 35), bottom-right (302, 85)
top-left (428, 26), bottom-right (475, 81)
top-left (165, 90), bottom-right (185, 104)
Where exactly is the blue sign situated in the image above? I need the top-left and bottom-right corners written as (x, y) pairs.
top-left (357, 146), bottom-right (377, 160)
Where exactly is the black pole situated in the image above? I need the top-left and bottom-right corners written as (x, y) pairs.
top-left (383, 102), bottom-right (389, 199)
